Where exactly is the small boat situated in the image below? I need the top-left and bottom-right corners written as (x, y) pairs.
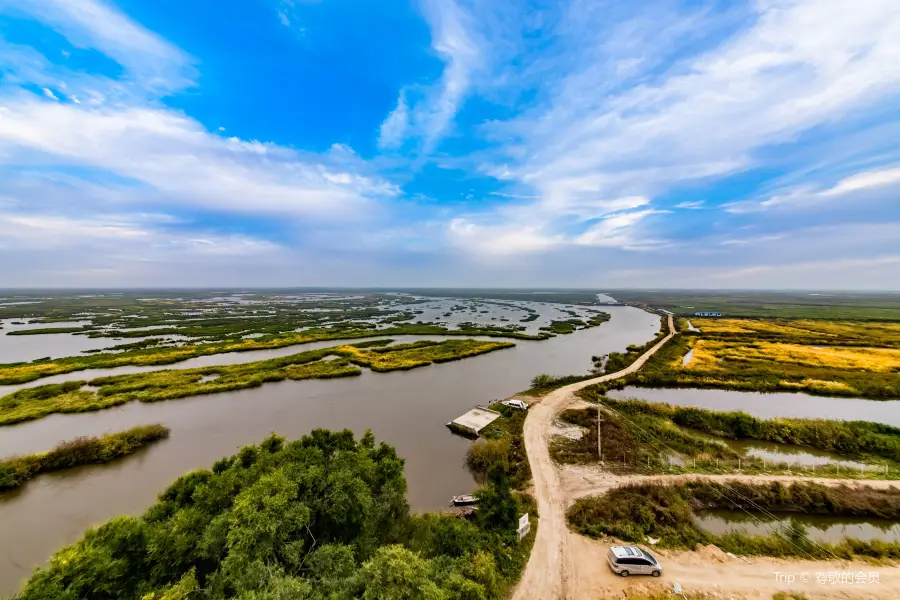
top-left (450, 494), bottom-right (478, 506)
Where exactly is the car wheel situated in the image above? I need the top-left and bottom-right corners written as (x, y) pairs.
top-left (651, 570), bottom-right (661, 577)
top-left (619, 570), bottom-right (629, 577)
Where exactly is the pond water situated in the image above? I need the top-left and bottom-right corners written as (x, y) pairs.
top-left (606, 387), bottom-right (900, 428)
top-left (681, 349), bottom-right (695, 366)
top-left (683, 428), bottom-right (877, 470)
top-left (0, 320), bottom-right (179, 365)
top-left (0, 305), bottom-right (660, 595)
top-left (695, 509), bottom-right (900, 544)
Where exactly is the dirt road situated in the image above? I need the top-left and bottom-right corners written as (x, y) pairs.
top-left (563, 466), bottom-right (900, 502)
top-left (571, 532), bottom-right (900, 600)
top-left (510, 313), bottom-right (900, 599)
top-left (510, 314), bottom-right (676, 600)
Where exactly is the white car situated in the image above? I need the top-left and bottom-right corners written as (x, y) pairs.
top-left (502, 399), bottom-right (529, 410)
top-left (607, 545), bottom-right (662, 577)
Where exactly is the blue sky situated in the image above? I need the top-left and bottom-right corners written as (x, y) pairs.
top-left (1, 0), bottom-right (899, 289)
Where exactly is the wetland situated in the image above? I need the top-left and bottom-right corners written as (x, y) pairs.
top-left (0, 290), bottom-right (659, 595)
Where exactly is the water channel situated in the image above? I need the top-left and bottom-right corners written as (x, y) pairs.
top-left (0, 305), bottom-right (660, 595)
top-left (695, 509), bottom-right (900, 544)
top-left (683, 427), bottom-right (877, 470)
top-left (606, 387), bottom-right (900, 428)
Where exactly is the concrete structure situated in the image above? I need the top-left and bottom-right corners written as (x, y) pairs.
top-left (447, 406), bottom-right (502, 437)
top-left (694, 311), bottom-right (722, 317)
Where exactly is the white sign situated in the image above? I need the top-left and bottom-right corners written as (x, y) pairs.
top-left (516, 513), bottom-right (531, 541)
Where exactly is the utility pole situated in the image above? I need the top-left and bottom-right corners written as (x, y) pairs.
top-left (597, 404), bottom-right (604, 463)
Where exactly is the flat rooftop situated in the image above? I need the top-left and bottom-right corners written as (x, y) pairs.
top-left (449, 406), bottom-right (502, 436)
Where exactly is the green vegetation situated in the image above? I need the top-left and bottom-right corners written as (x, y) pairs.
top-left (608, 290), bottom-right (900, 320)
top-left (13, 429), bottom-right (535, 600)
top-left (550, 404), bottom-right (736, 468)
top-left (550, 396), bottom-right (900, 479)
top-left (0, 425), bottom-right (169, 492)
top-left (0, 323), bottom-right (538, 387)
top-left (594, 397), bottom-right (900, 464)
top-left (466, 404), bottom-right (531, 489)
top-left (568, 480), bottom-right (900, 559)
top-left (337, 339), bottom-right (514, 372)
top-left (0, 340), bottom-right (513, 426)
top-left (540, 319), bottom-right (586, 334)
top-left (624, 319), bottom-right (900, 399)
top-left (6, 327), bottom-right (91, 336)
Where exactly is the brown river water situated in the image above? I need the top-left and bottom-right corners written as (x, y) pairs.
top-left (0, 306), bottom-right (659, 595)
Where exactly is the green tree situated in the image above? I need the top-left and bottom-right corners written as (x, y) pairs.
top-left (361, 545), bottom-right (445, 600)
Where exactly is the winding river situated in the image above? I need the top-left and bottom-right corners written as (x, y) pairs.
top-left (0, 305), bottom-right (660, 595)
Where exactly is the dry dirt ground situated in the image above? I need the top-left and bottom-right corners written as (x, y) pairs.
top-left (510, 314), bottom-right (900, 600)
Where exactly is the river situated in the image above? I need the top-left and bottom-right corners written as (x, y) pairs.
top-left (0, 305), bottom-right (660, 595)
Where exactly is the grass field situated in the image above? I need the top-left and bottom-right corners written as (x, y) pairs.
top-left (609, 290), bottom-right (900, 320)
top-left (626, 316), bottom-right (900, 399)
top-left (690, 318), bottom-right (900, 346)
top-left (0, 339), bottom-right (514, 425)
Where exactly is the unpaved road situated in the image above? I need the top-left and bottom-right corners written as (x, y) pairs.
top-left (511, 314), bottom-right (676, 600)
top-left (563, 466), bottom-right (900, 502)
top-left (510, 313), bottom-right (900, 599)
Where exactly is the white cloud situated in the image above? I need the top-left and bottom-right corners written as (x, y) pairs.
top-left (0, 98), bottom-right (397, 218)
top-left (378, 0), bottom-right (482, 152)
top-left (675, 200), bottom-right (705, 209)
top-left (575, 209), bottom-right (666, 247)
top-left (41, 88), bottom-right (58, 100)
top-left (378, 92), bottom-right (410, 149)
top-left (822, 165), bottom-right (900, 196)
top-left (479, 0), bottom-right (900, 226)
top-left (727, 162), bottom-right (900, 213)
top-left (0, 210), bottom-right (280, 256)
top-left (448, 218), bottom-right (560, 255)
top-left (1, 0), bottom-right (195, 93)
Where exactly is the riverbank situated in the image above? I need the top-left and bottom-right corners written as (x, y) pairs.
top-left (0, 425), bottom-right (169, 492)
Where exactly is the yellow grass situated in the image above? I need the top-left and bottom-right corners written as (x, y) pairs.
top-left (779, 379), bottom-right (857, 394)
top-left (687, 340), bottom-right (900, 373)
top-left (691, 318), bottom-right (900, 345)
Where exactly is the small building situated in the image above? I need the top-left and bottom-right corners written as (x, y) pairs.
top-left (447, 406), bottom-right (502, 437)
top-left (694, 311), bottom-right (722, 317)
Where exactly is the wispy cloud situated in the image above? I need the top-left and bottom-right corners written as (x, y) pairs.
top-left (0, 99), bottom-right (396, 217)
top-left (675, 200), bottom-right (705, 209)
top-left (2, 0), bottom-right (196, 93)
top-left (378, 0), bottom-right (482, 153)
top-left (822, 165), bottom-right (900, 197)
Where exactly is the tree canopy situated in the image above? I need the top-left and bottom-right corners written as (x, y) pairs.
top-left (15, 429), bottom-right (530, 600)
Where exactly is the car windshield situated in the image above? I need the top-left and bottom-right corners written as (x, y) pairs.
top-left (640, 549), bottom-right (657, 563)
